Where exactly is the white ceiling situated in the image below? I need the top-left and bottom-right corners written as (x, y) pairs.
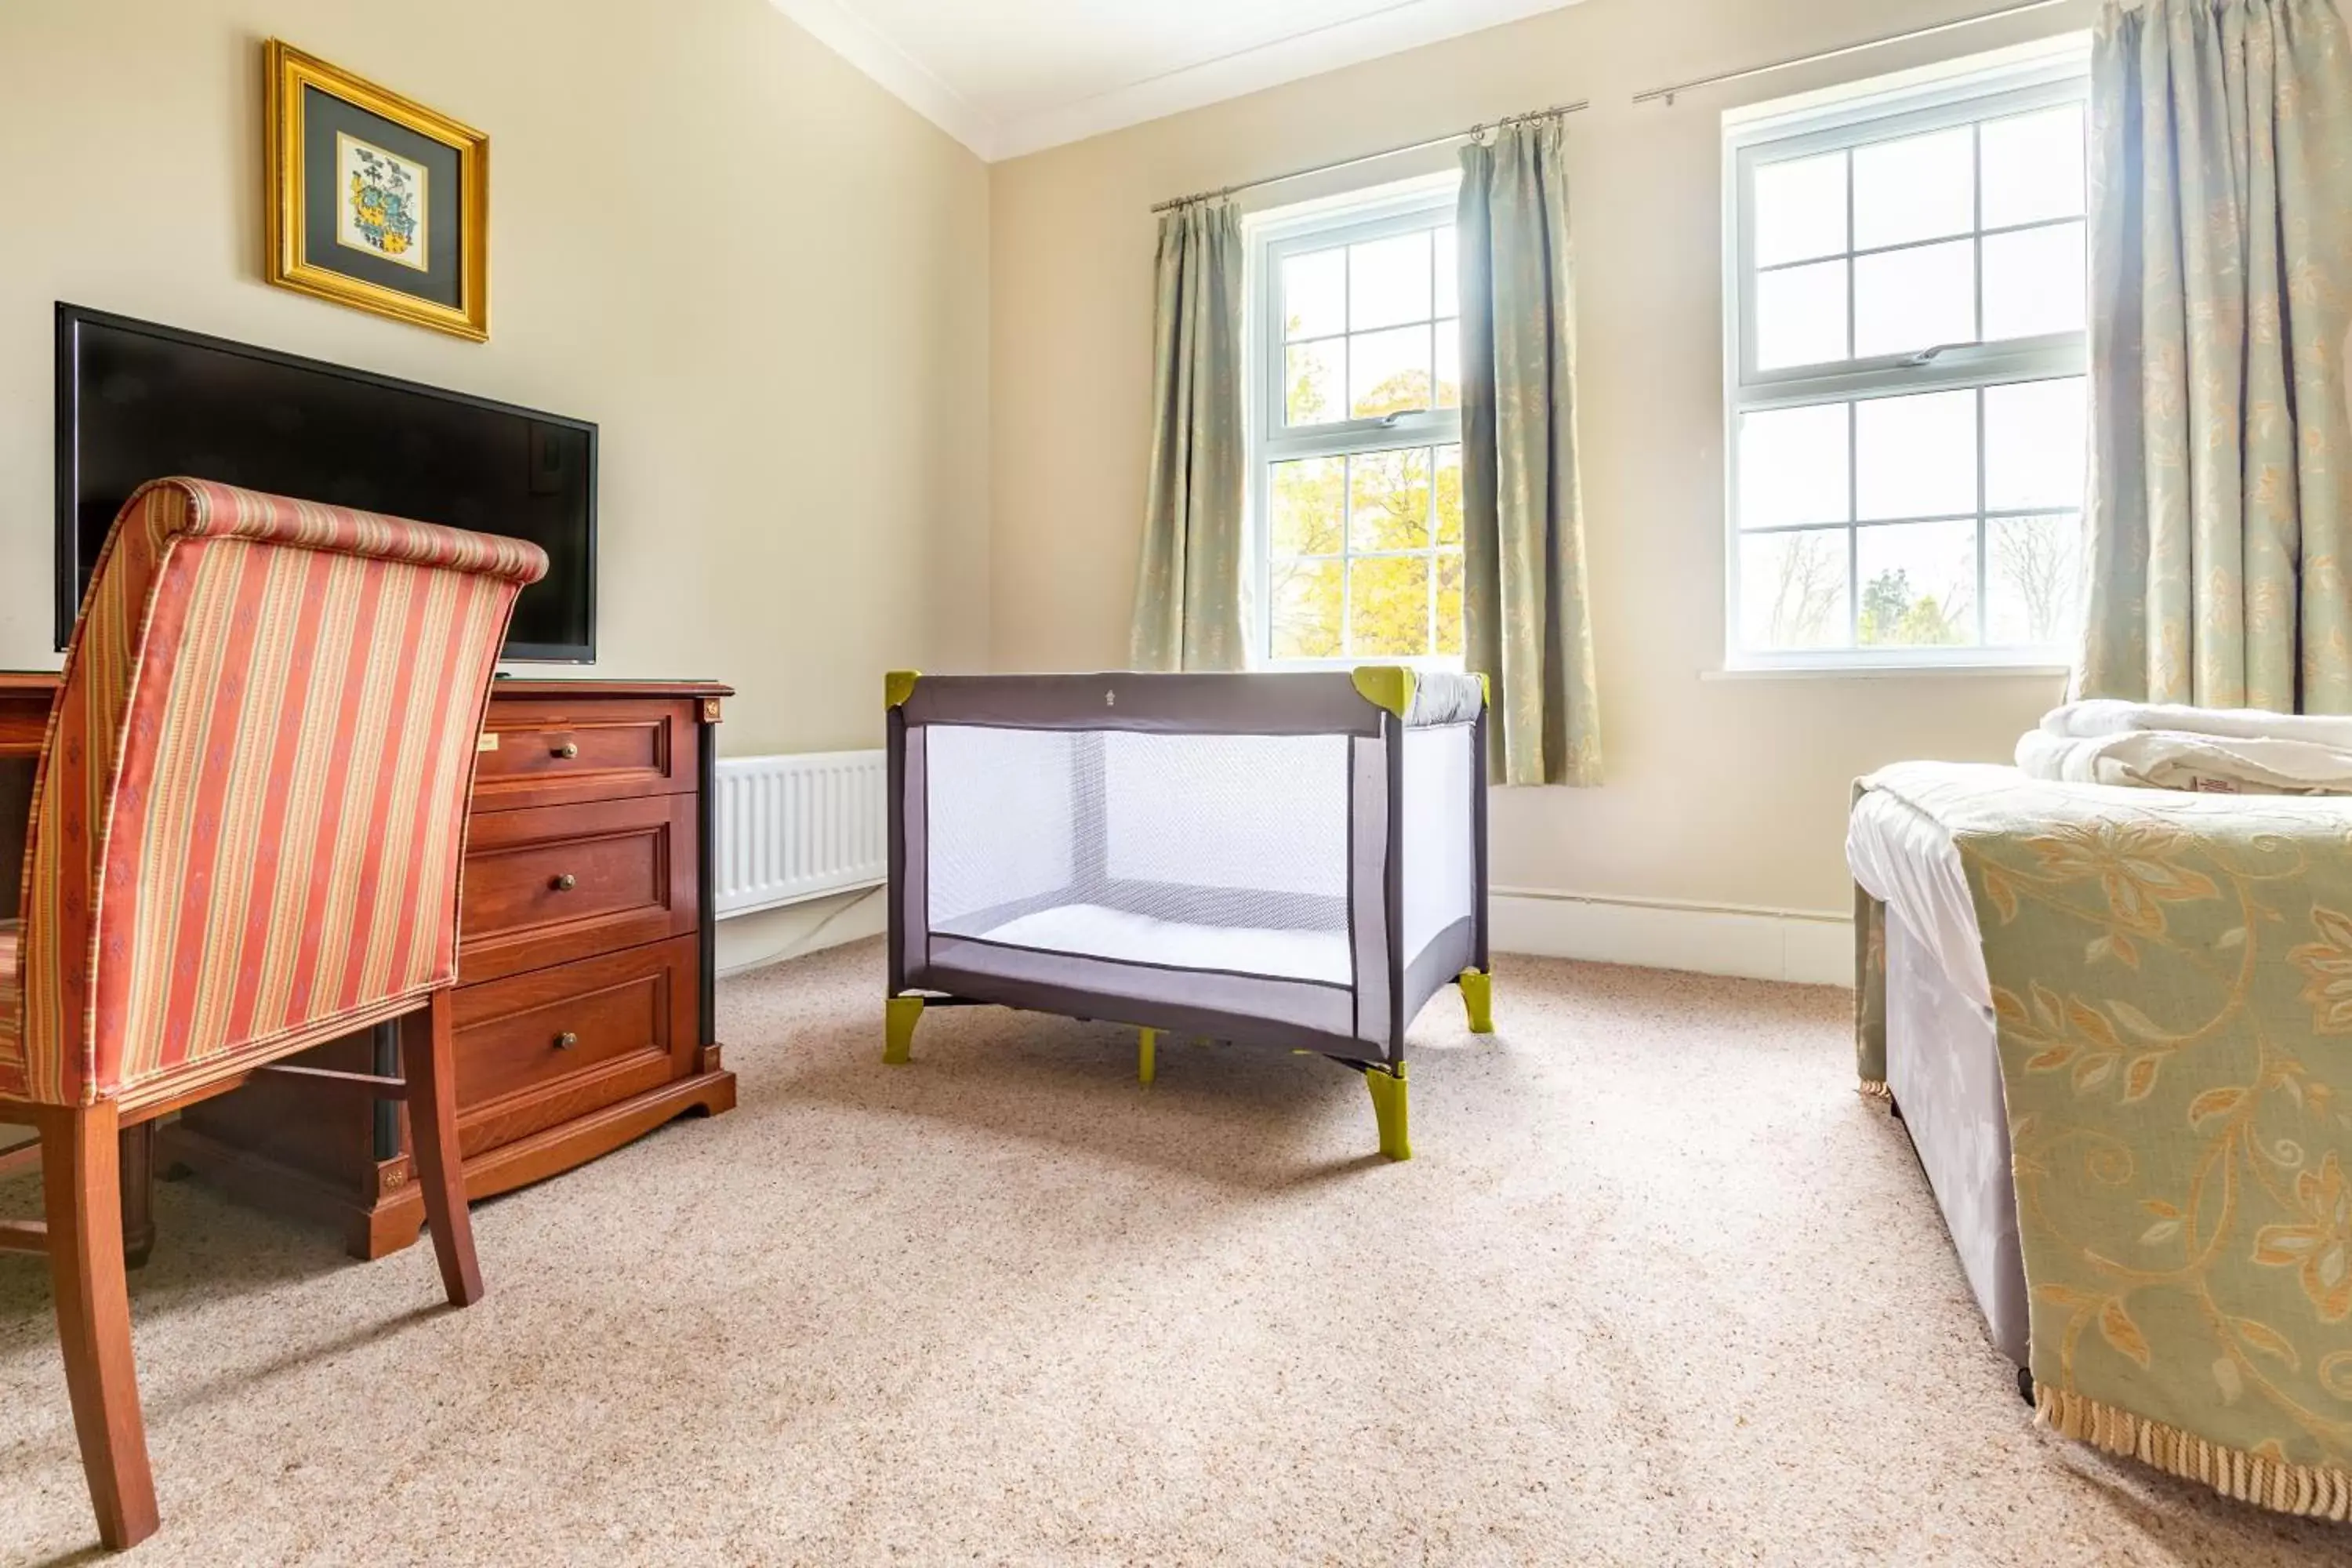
top-left (767, 0), bottom-right (1586, 161)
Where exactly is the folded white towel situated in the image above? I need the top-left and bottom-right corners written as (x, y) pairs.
top-left (2019, 705), bottom-right (2352, 794)
top-left (2040, 699), bottom-right (2352, 748)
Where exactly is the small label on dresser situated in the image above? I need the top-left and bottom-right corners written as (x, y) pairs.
top-left (477, 731), bottom-right (500, 753)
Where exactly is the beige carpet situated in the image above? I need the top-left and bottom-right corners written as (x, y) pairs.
top-left (0, 942), bottom-right (2343, 1565)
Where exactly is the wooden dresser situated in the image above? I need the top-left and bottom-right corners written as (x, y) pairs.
top-left (0, 674), bottom-right (737, 1260)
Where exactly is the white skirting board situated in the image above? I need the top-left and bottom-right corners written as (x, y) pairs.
top-left (715, 884), bottom-right (887, 977)
top-left (1490, 887), bottom-right (1854, 988)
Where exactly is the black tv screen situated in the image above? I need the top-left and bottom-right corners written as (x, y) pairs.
top-left (55, 303), bottom-right (595, 661)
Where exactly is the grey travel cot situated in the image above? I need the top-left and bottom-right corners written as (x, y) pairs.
top-left (880, 668), bottom-right (1493, 1159)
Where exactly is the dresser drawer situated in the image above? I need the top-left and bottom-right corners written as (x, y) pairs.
top-left (459, 794), bottom-right (698, 984)
top-left (473, 697), bottom-right (696, 811)
top-left (451, 935), bottom-right (699, 1156)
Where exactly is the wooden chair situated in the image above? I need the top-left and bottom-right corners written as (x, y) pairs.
top-left (0, 478), bottom-right (546, 1549)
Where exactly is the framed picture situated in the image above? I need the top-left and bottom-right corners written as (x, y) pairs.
top-left (263, 41), bottom-right (488, 341)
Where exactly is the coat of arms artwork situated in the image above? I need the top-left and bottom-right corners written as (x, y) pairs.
top-left (264, 41), bottom-right (489, 341)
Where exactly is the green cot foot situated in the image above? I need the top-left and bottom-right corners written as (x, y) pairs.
top-left (1458, 968), bottom-right (1494, 1034)
top-left (1138, 1028), bottom-right (1158, 1087)
top-left (884, 995), bottom-right (924, 1065)
top-left (1365, 1065), bottom-right (1410, 1161)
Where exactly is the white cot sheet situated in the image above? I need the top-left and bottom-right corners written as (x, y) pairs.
top-left (978, 904), bottom-right (1353, 986)
top-left (1846, 786), bottom-right (1991, 1011)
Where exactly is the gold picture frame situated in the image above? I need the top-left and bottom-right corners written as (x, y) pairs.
top-left (263, 41), bottom-right (488, 341)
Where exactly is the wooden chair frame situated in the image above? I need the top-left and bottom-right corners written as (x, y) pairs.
top-left (0, 1125), bottom-right (158, 1268)
top-left (0, 477), bottom-right (543, 1552)
top-left (0, 988), bottom-right (479, 1550)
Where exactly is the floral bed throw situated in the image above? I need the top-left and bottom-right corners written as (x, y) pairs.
top-left (1855, 763), bottom-right (2350, 1519)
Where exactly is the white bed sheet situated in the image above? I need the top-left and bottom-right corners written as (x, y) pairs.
top-left (979, 903), bottom-right (1352, 986)
top-left (1846, 783), bottom-right (1991, 1011)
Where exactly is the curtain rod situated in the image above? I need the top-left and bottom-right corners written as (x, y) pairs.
top-left (1632, 0), bottom-right (2074, 105)
top-left (1150, 101), bottom-right (1588, 214)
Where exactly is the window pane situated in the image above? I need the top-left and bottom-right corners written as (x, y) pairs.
top-left (1282, 248), bottom-right (1346, 339)
top-left (1271, 557), bottom-right (1344, 659)
top-left (1853, 125), bottom-right (1974, 249)
top-left (1350, 232), bottom-right (1433, 331)
top-left (1755, 151), bottom-right (1847, 267)
top-left (1434, 320), bottom-right (1461, 409)
top-left (1857, 389), bottom-right (1976, 520)
top-left (1350, 554), bottom-right (1432, 656)
top-left (1269, 456), bottom-right (1345, 555)
top-left (1858, 520), bottom-right (1977, 646)
top-left (1987, 513), bottom-right (2084, 645)
top-left (1434, 445), bottom-right (1463, 546)
top-left (1434, 227), bottom-right (1458, 318)
top-left (1853, 238), bottom-right (1975, 358)
top-left (1738, 403), bottom-right (1849, 529)
top-left (1436, 551), bottom-right (1465, 655)
top-left (1985, 377), bottom-right (2086, 512)
top-left (1285, 339), bottom-right (1342, 426)
top-left (1983, 221), bottom-right (2085, 341)
top-left (1350, 448), bottom-right (1431, 551)
top-left (1756, 260), bottom-right (1848, 370)
top-left (1982, 103), bottom-right (2085, 229)
top-left (1349, 325), bottom-right (1433, 418)
top-left (1740, 530), bottom-right (1851, 650)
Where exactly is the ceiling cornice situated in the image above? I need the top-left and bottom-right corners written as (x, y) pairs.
top-left (763, 0), bottom-right (1001, 158)
top-left (767, 0), bottom-right (1587, 164)
top-left (992, 0), bottom-right (1584, 159)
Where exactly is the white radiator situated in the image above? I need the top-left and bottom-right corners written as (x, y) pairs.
top-left (713, 750), bottom-right (887, 919)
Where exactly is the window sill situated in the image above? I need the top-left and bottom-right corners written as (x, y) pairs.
top-left (1260, 656), bottom-right (1468, 674)
top-left (1704, 660), bottom-right (2071, 681)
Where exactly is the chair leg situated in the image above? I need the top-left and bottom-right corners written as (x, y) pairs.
top-left (402, 989), bottom-right (483, 1308)
top-left (118, 1123), bottom-right (156, 1269)
top-left (41, 1102), bottom-right (160, 1550)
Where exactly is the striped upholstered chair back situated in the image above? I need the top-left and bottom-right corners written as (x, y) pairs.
top-left (0, 477), bottom-right (548, 1109)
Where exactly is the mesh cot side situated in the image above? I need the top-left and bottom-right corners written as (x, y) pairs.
top-left (917, 723), bottom-right (1365, 1045)
top-left (1399, 719), bottom-right (1479, 1014)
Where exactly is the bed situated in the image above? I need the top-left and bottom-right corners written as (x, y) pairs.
top-left (1848, 762), bottom-right (2352, 1519)
top-left (880, 667), bottom-right (1492, 1160)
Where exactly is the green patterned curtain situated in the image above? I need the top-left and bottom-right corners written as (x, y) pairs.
top-left (1458, 122), bottom-right (1602, 786)
top-left (1130, 200), bottom-right (1247, 672)
top-left (2079, 0), bottom-right (2352, 710)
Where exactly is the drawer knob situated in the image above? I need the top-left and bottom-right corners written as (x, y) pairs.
top-left (551, 873), bottom-right (578, 891)
top-left (554, 742), bottom-right (579, 759)
top-left (554, 1031), bottom-right (579, 1051)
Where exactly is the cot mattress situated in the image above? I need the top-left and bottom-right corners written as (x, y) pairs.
top-left (978, 903), bottom-right (1353, 986)
top-left (1847, 785), bottom-right (2027, 1364)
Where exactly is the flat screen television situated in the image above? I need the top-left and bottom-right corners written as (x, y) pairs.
top-left (54, 303), bottom-right (596, 661)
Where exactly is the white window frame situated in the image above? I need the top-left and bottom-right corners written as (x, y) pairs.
top-left (1722, 38), bottom-right (2092, 672)
top-left (1247, 173), bottom-right (1465, 670)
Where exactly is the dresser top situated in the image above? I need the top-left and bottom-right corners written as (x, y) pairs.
top-left (0, 672), bottom-right (59, 699)
top-left (489, 678), bottom-right (734, 699)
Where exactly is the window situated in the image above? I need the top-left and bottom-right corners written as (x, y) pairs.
top-left (1250, 180), bottom-right (1464, 667)
top-left (1725, 43), bottom-right (2091, 667)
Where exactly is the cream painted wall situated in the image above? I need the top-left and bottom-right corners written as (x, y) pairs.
top-left (0, 0), bottom-right (990, 760)
top-left (989, 0), bottom-right (2104, 921)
